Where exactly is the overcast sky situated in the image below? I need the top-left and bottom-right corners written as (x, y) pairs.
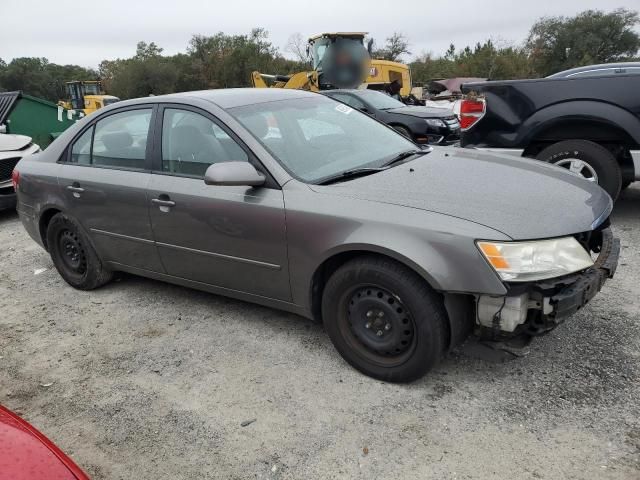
top-left (1, 0), bottom-right (637, 68)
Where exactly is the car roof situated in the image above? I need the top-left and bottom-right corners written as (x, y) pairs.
top-left (548, 62), bottom-right (640, 78)
top-left (112, 88), bottom-right (318, 110)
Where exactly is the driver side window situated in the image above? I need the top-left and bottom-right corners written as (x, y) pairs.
top-left (161, 108), bottom-right (248, 177)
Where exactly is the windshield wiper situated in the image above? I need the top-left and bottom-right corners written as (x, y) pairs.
top-left (317, 150), bottom-right (429, 185)
top-left (380, 149), bottom-right (428, 168)
top-left (317, 167), bottom-right (387, 185)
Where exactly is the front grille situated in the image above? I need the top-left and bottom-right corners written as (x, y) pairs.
top-left (0, 157), bottom-right (20, 181)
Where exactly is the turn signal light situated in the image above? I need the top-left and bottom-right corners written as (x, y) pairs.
top-left (11, 169), bottom-right (19, 191)
top-left (478, 242), bottom-right (510, 269)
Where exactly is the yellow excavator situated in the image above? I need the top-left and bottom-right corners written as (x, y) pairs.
top-left (251, 32), bottom-right (412, 97)
top-left (58, 81), bottom-right (120, 115)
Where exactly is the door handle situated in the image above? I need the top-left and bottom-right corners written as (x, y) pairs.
top-left (66, 185), bottom-right (85, 193)
top-left (151, 198), bottom-right (176, 207)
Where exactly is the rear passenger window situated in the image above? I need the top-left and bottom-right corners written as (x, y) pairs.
top-left (161, 109), bottom-right (248, 177)
top-left (92, 109), bottom-right (151, 169)
top-left (70, 127), bottom-right (93, 164)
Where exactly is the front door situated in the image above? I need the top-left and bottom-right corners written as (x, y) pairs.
top-left (59, 106), bottom-right (164, 272)
top-left (147, 106), bottom-right (291, 301)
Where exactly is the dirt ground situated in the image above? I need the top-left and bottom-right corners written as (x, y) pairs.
top-left (1, 186), bottom-right (639, 480)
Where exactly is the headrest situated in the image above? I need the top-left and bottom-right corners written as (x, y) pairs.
top-left (102, 131), bottom-right (133, 151)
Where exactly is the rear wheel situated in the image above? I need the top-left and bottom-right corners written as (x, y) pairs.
top-left (46, 213), bottom-right (113, 290)
top-left (536, 140), bottom-right (621, 200)
top-left (321, 256), bottom-right (447, 383)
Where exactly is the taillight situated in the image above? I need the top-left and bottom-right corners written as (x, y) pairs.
top-left (11, 169), bottom-right (19, 191)
top-left (460, 98), bottom-right (486, 130)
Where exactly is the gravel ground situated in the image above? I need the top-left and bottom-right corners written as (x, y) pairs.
top-left (1, 186), bottom-right (639, 480)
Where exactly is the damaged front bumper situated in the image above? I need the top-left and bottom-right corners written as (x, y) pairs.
top-left (476, 227), bottom-right (620, 337)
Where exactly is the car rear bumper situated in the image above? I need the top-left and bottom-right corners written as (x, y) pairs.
top-left (0, 189), bottom-right (16, 211)
top-left (476, 227), bottom-right (620, 336)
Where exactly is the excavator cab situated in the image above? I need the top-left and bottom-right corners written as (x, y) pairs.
top-left (64, 81), bottom-right (87, 110)
top-left (252, 32), bottom-right (371, 91)
top-left (307, 32), bottom-right (370, 89)
top-left (251, 31), bottom-right (412, 99)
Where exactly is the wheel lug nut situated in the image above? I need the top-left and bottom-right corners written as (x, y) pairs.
top-left (376, 330), bottom-right (383, 336)
top-left (384, 323), bottom-right (391, 331)
top-left (366, 310), bottom-right (373, 318)
top-left (365, 321), bottom-right (371, 329)
top-left (378, 311), bottom-right (384, 318)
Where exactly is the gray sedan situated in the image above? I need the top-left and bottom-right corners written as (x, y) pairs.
top-left (14, 88), bottom-right (619, 382)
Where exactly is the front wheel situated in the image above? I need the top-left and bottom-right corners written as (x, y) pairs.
top-left (536, 140), bottom-right (621, 200)
top-left (321, 256), bottom-right (447, 383)
top-left (46, 213), bottom-right (113, 290)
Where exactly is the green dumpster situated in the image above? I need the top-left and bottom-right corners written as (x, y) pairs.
top-left (0, 91), bottom-right (83, 149)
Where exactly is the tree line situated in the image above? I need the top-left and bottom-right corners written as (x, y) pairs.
top-left (0, 8), bottom-right (638, 102)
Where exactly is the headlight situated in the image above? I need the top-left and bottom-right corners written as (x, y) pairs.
top-left (477, 237), bottom-right (593, 282)
top-left (425, 119), bottom-right (445, 128)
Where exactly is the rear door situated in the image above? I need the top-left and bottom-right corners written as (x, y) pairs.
top-left (147, 105), bottom-right (291, 301)
top-left (58, 105), bottom-right (164, 272)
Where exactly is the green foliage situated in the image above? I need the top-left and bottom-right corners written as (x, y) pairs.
top-left (526, 8), bottom-right (640, 76)
top-left (98, 29), bottom-right (305, 99)
top-left (0, 57), bottom-right (96, 100)
top-left (411, 40), bottom-right (535, 83)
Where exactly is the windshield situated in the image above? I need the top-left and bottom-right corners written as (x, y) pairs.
top-left (311, 38), bottom-right (330, 69)
top-left (357, 90), bottom-right (406, 109)
top-left (82, 83), bottom-right (101, 95)
top-left (230, 96), bottom-right (417, 183)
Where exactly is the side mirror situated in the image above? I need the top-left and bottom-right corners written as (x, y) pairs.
top-left (204, 162), bottom-right (265, 187)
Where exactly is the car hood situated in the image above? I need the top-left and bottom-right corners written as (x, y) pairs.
top-left (311, 147), bottom-right (612, 240)
top-left (0, 134), bottom-right (32, 152)
top-left (383, 106), bottom-right (454, 119)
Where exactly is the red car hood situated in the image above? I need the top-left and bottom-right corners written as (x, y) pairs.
top-left (0, 405), bottom-right (89, 480)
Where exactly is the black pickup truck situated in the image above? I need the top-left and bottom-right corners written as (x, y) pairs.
top-left (459, 62), bottom-right (640, 200)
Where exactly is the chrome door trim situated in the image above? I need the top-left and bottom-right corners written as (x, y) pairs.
top-left (90, 228), bottom-right (155, 245)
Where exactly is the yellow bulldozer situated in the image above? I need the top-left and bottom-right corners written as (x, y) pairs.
top-left (251, 32), bottom-right (412, 98)
top-left (58, 81), bottom-right (120, 115)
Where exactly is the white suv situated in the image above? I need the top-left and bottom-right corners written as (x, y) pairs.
top-left (0, 134), bottom-right (40, 210)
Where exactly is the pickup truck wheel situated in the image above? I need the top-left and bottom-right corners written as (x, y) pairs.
top-left (46, 213), bottom-right (113, 290)
top-left (536, 140), bottom-right (621, 200)
top-left (321, 256), bottom-right (447, 383)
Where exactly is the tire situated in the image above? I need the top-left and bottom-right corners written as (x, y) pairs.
top-left (321, 256), bottom-right (447, 383)
top-left (536, 140), bottom-right (622, 200)
top-left (46, 213), bottom-right (113, 290)
top-left (392, 125), bottom-right (412, 140)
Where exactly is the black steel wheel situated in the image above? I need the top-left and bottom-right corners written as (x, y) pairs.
top-left (57, 228), bottom-right (87, 275)
top-left (344, 285), bottom-right (416, 367)
top-left (46, 213), bottom-right (113, 290)
top-left (322, 256), bottom-right (447, 382)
